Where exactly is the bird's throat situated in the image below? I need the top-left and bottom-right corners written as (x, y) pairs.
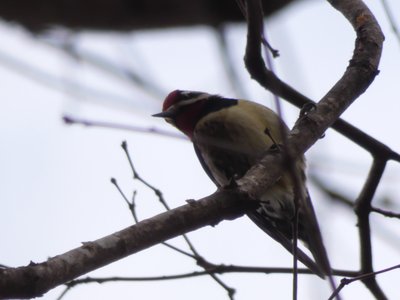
top-left (174, 101), bottom-right (205, 139)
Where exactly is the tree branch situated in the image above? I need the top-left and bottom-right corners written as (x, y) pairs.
top-left (239, 0), bottom-right (384, 200)
top-left (243, 0), bottom-right (398, 165)
top-left (0, 190), bottom-right (254, 299)
top-left (241, 0), bottom-right (386, 299)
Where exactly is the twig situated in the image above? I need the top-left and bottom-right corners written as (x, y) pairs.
top-left (214, 26), bottom-right (248, 98)
top-left (354, 158), bottom-right (388, 299)
top-left (111, 176), bottom-right (197, 259)
top-left (328, 264), bottom-right (400, 300)
top-left (111, 178), bottom-right (139, 223)
top-left (262, 24), bottom-right (303, 300)
top-left (261, 35), bottom-right (279, 58)
top-left (55, 286), bottom-right (70, 300)
top-left (292, 208), bottom-right (299, 300)
top-left (309, 174), bottom-right (355, 208)
top-left (161, 242), bottom-right (196, 259)
top-left (371, 207), bottom-right (400, 218)
top-left (0, 48), bottom-right (141, 111)
top-left (244, 3), bottom-right (303, 299)
top-left (120, 140), bottom-right (236, 298)
top-left (379, 0), bottom-right (400, 47)
top-left (65, 265), bottom-right (359, 286)
top-left (121, 141), bottom-right (201, 253)
top-left (244, 1), bottom-right (338, 298)
top-left (48, 39), bottom-right (166, 98)
top-left (311, 174), bottom-right (400, 220)
top-left (121, 141), bottom-right (166, 204)
top-left (54, 260), bottom-right (364, 300)
top-left (63, 115), bottom-right (187, 140)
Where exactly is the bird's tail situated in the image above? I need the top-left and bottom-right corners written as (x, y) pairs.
top-left (247, 211), bottom-right (326, 278)
top-left (300, 192), bottom-right (338, 293)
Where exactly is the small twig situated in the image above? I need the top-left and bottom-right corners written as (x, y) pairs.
top-left (59, 261), bottom-right (361, 300)
top-left (214, 26), bottom-right (248, 98)
top-left (121, 141), bottom-right (169, 208)
top-left (50, 39), bottom-right (166, 98)
top-left (380, 0), bottom-right (400, 47)
top-left (309, 174), bottom-right (355, 208)
top-left (261, 35), bottom-right (279, 58)
top-left (371, 206), bottom-right (400, 219)
top-left (120, 140), bottom-right (236, 297)
top-left (209, 275), bottom-right (235, 300)
top-left (311, 173), bottom-right (400, 220)
top-left (111, 174), bottom-right (198, 260)
top-left (244, 2), bottom-right (338, 299)
top-left (0, 47), bottom-right (141, 111)
top-left (63, 115), bottom-right (187, 140)
top-left (292, 207), bottom-right (299, 300)
top-left (112, 169), bottom-right (203, 266)
top-left (64, 265), bottom-right (359, 286)
top-left (247, 3), bottom-right (297, 298)
top-left (328, 264), bottom-right (400, 300)
top-left (121, 141), bottom-right (201, 255)
top-left (112, 152), bottom-right (197, 259)
top-left (110, 177), bottom-right (132, 207)
top-left (161, 242), bottom-right (197, 259)
top-left (130, 190), bottom-right (139, 223)
top-left (110, 178), bottom-right (139, 223)
top-left (55, 286), bottom-right (70, 300)
top-left (354, 158), bottom-right (388, 299)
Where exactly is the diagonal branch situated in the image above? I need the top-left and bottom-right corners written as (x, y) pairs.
top-left (241, 0), bottom-right (386, 299)
top-left (0, 190), bottom-right (255, 299)
top-left (239, 0), bottom-right (384, 207)
top-left (243, 0), bottom-right (398, 164)
top-left (354, 158), bottom-right (388, 299)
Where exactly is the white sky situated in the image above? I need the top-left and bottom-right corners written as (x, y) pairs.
top-left (1, 0), bottom-right (400, 299)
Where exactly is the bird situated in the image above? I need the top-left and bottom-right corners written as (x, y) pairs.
top-left (153, 89), bottom-right (332, 278)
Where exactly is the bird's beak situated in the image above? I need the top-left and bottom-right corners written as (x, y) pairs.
top-left (152, 110), bottom-right (175, 119)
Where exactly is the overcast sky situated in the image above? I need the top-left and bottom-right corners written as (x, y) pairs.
top-left (1, 1), bottom-right (400, 299)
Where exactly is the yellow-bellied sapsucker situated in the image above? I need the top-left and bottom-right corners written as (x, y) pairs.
top-left (153, 90), bottom-right (331, 278)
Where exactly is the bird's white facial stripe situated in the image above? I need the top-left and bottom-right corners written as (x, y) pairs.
top-left (168, 92), bottom-right (210, 111)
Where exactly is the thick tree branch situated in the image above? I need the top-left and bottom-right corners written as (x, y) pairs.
top-left (241, 0), bottom-right (387, 299)
top-left (239, 0), bottom-right (384, 197)
top-left (0, 190), bottom-right (254, 299)
top-left (243, 0), bottom-right (398, 164)
top-left (0, 0), bottom-right (297, 32)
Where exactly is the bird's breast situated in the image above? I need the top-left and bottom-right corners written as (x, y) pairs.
top-left (193, 113), bottom-right (273, 186)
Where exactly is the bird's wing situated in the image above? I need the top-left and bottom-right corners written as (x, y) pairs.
top-left (247, 210), bottom-right (325, 278)
top-left (193, 144), bottom-right (221, 187)
top-left (194, 143), bottom-right (326, 278)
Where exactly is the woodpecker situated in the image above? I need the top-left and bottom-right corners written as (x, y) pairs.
top-left (153, 90), bottom-right (331, 278)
